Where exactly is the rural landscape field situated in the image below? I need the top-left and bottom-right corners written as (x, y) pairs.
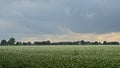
top-left (0, 0), bottom-right (120, 68)
top-left (0, 45), bottom-right (120, 68)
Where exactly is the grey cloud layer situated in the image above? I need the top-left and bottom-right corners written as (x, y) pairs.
top-left (0, 0), bottom-right (120, 40)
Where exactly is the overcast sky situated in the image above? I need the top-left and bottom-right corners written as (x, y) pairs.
top-left (0, 0), bottom-right (120, 42)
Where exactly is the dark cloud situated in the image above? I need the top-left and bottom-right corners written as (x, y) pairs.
top-left (0, 0), bottom-right (120, 40)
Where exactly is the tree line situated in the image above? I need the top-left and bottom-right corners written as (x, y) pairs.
top-left (0, 38), bottom-right (120, 45)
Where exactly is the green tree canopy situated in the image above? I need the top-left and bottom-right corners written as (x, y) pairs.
top-left (1, 39), bottom-right (7, 45)
top-left (8, 38), bottom-right (16, 45)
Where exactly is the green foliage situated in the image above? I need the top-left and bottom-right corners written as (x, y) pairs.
top-left (0, 45), bottom-right (120, 68)
top-left (1, 40), bottom-right (7, 45)
top-left (0, 38), bottom-right (119, 45)
top-left (7, 38), bottom-right (16, 45)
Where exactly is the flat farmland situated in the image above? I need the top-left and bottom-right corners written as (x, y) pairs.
top-left (0, 45), bottom-right (120, 68)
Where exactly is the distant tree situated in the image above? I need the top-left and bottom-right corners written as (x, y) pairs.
top-left (85, 41), bottom-right (91, 45)
top-left (81, 40), bottom-right (85, 45)
top-left (16, 42), bottom-right (19, 45)
top-left (109, 42), bottom-right (119, 45)
top-left (27, 42), bottom-right (32, 45)
top-left (1, 39), bottom-right (7, 45)
top-left (73, 41), bottom-right (79, 45)
top-left (94, 41), bottom-right (99, 45)
top-left (46, 40), bottom-right (51, 45)
top-left (33, 41), bottom-right (41, 45)
top-left (23, 42), bottom-right (27, 45)
top-left (16, 41), bottom-right (22, 45)
top-left (8, 38), bottom-right (16, 45)
top-left (103, 41), bottom-right (107, 45)
top-left (40, 41), bottom-right (46, 45)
